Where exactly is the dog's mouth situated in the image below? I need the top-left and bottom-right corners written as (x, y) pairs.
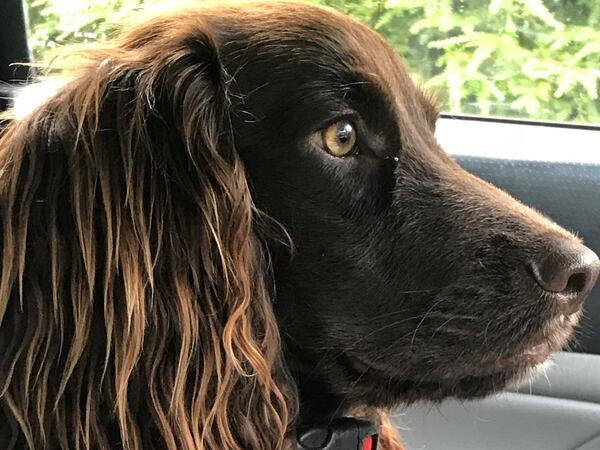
top-left (483, 341), bottom-right (556, 376)
top-left (344, 344), bottom-right (550, 383)
top-left (341, 342), bottom-right (552, 405)
top-left (343, 311), bottom-right (577, 400)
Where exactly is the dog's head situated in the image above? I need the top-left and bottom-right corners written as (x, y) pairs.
top-left (1, 1), bottom-right (598, 448)
top-left (213, 2), bottom-right (600, 416)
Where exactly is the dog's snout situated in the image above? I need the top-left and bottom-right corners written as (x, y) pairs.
top-left (529, 240), bottom-right (600, 314)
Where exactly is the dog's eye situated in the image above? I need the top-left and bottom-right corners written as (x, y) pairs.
top-left (322, 120), bottom-right (357, 157)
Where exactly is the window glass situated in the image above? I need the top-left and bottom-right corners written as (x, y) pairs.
top-left (23, 0), bottom-right (600, 124)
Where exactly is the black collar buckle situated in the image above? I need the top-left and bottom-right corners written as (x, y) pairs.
top-left (296, 417), bottom-right (379, 450)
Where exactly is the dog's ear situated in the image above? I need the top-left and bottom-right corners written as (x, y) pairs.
top-left (0, 13), bottom-right (295, 450)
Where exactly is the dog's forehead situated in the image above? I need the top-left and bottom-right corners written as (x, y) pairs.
top-left (229, 4), bottom-right (404, 88)
top-left (214, 2), bottom-right (437, 137)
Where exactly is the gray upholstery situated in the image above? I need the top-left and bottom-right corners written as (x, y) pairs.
top-left (513, 352), bottom-right (600, 404)
top-left (397, 352), bottom-right (600, 450)
top-left (397, 393), bottom-right (600, 450)
top-left (577, 434), bottom-right (600, 450)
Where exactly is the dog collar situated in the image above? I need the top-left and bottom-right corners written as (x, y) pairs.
top-left (296, 417), bottom-right (379, 450)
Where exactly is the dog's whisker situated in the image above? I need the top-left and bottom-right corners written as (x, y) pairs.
top-left (301, 312), bottom-right (434, 379)
top-left (409, 297), bottom-right (449, 347)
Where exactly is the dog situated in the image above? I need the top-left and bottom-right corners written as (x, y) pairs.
top-left (0, 1), bottom-right (598, 449)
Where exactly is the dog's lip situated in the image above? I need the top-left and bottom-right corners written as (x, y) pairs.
top-left (502, 312), bottom-right (577, 367)
top-left (343, 352), bottom-right (391, 378)
top-left (344, 312), bottom-right (576, 382)
top-left (504, 342), bottom-right (553, 367)
top-left (344, 339), bottom-right (556, 381)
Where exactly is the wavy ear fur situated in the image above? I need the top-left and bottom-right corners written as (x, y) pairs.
top-left (0, 13), bottom-right (296, 450)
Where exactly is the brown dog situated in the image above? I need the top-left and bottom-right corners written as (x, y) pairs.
top-left (0, 2), bottom-right (598, 449)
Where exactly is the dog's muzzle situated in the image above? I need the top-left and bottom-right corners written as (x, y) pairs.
top-left (296, 417), bottom-right (379, 450)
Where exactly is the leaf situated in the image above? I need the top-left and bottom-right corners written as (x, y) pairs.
top-left (575, 70), bottom-right (600, 99)
top-left (554, 73), bottom-right (576, 98)
top-left (428, 34), bottom-right (471, 49)
top-left (465, 47), bottom-right (492, 74)
top-left (485, 80), bottom-right (506, 101)
top-left (572, 42), bottom-right (600, 63)
top-left (521, 0), bottom-right (564, 30)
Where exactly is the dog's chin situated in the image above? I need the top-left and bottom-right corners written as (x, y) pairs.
top-left (342, 318), bottom-right (576, 408)
top-left (342, 354), bottom-right (540, 407)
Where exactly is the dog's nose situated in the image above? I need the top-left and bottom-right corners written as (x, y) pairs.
top-left (530, 240), bottom-right (600, 315)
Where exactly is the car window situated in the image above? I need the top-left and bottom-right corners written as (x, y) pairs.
top-left (21, 0), bottom-right (600, 125)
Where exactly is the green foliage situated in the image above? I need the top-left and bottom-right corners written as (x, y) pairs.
top-left (25, 0), bottom-right (163, 59)
top-left (24, 0), bottom-right (600, 123)
top-left (309, 0), bottom-right (600, 123)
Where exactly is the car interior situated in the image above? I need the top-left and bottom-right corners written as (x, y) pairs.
top-left (1, 1), bottom-right (599, 449)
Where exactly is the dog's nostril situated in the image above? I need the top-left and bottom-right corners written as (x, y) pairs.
top-left (529, 241), bottom-right (600, 314)
top-left (564, 272), bottom-right (588, 296)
